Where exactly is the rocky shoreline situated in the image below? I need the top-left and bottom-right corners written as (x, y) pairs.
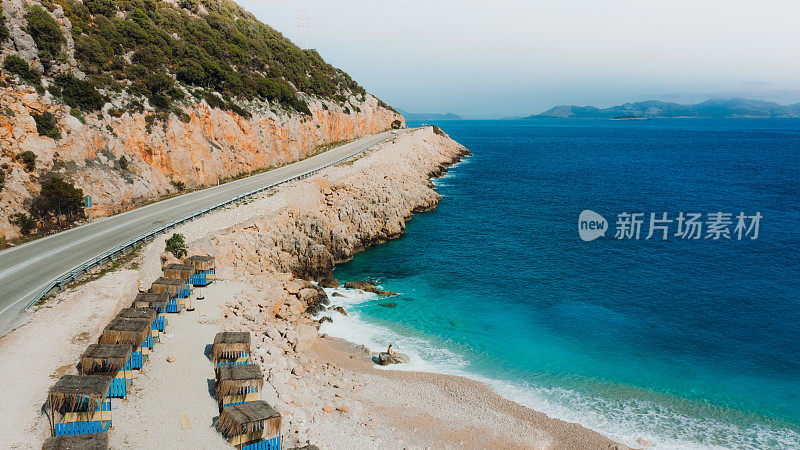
top-left (209, 128), bottom-right (626, 448)
top-left (0, 128), bottom-right (626, 449)
top-left (213, 126), bottom-right (470, 288)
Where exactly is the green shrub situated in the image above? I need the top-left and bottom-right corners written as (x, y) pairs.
top-left (84, 0), bottom-right (116, 16)
top-left (0, 170), bottom-right (5, 193)
top-left (54, 73), bottom-right (105, 111)
top-left (165, 233), bottom-right (187, 258)
top-left (3, 54), bottom-right (41, 84)
top-left (171, 180), bottom-right (186, 191)
top-left (0, 11), bottom-right (10, 43)
top-left (25, 6), bottom-right (65, 67)
top-left (33, 112), bottom-right (61, 139)
top-left (70, 108), bottom-right (86, 123)
top-left (17, 151), bottom-right (37, 172)
top-left (118, 155), bottom-right (129, 171)
top-left (53, 0), bottom-right (90, 35)
top-left (27, 176), bottom-right (85, 227)
top-left (176, 60), bottom-right (206, 86)
top-left (178, 0), bottom-right (198, 11)
top-left (10, 213), bottom-right (37, 235)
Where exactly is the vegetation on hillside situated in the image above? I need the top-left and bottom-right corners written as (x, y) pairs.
top-left (2, 54), bottom-right (41, 84)
top-left (12, 176), bottom-right (85, 234)
top-left (0, 7), bottom-right (10, 43)
top-left (25, 5), bottom-right (65, 71)
top-left (3, 0), bottom-right (374, 116)
top-left (17, 151), bottom-right (37, 172)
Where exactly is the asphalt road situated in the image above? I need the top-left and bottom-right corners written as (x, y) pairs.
top-left (0, 128), bottom-right (412, 336)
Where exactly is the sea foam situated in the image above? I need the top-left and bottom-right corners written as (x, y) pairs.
top-left (319, 287), bottom-right (800, 450)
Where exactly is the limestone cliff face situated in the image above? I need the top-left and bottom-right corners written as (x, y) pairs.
top-left (212, 128), bottom-right (469, 288)
top-left (0, 80), bottom-right (403, 238)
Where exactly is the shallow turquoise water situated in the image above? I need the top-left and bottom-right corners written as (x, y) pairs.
top-left (322, 119), bottom-right (800, 449)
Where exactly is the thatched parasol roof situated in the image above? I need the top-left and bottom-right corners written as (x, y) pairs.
top-left (42, 432), bottom-right (109, 449)
top-left (183, 255), bottom-right (215, 271)
top-left (212, 332), bottom-right (251, 363)
top-left (80, 344), bottom-right (132, 374)
top-left (48, 375), bottom-right (112, 411)
top-left (116, 308), bottom-right (157, 322)
top-left (132, 292), bottom-right (169, 309)
top-left (149, 277), bottom-right (185, 295)
top-left (215, 364), bottom-right (264, 399)
top-left (163, 264), bottom-right (196, 281)
top-left (215, 400), bottom-right (281, 438)
top-left (99, 319), bottom-right (151, 347)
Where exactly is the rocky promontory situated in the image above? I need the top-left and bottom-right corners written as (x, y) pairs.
top-left (212, 127), bottom-right (470, 289)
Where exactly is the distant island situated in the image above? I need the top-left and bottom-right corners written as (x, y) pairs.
top-left (398, 109), bottom-right (462, 121)
top-left (525, 98), bottom-right (800, 119)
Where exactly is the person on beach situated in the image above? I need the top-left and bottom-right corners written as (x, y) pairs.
top-left (387, 344), bottom-right (398, 355)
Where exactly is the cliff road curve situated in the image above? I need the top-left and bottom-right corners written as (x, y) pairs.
top-left (0, 129), bottom-right (412, 336)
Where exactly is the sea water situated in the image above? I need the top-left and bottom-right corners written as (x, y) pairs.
top-left (319, 119), bottom-right (800, 449)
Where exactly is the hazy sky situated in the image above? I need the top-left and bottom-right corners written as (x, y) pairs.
top-left (239, 1), bottom-right (800, 118)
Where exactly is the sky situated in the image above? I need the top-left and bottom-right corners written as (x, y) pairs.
top-left (239, 1), bottom-right (800, 118)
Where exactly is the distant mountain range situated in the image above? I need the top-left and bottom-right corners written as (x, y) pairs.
top-left (525, 99), bottom-right (800, 119)
top-left (398, 109), bottom-right (462, 121)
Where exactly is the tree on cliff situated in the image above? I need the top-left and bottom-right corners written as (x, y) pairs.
top-left (26, 177), bottom-right (85, 229)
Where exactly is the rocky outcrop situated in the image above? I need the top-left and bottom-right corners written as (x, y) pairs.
top-left (213, 128), bottom-right (469, 287)
top-left (342, 281), bottom-right (379, 293)
top-left (0, 80), bottom-right (402, 238)
top-left (211, 128), bottom-right (468, 448)
top-left (377, 352), bottom-right (410, 365)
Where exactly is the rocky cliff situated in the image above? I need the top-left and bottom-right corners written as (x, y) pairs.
top-left (213, 127), bottom-right (469, 292)
top-left (0, 0), bottom-right (403, 239)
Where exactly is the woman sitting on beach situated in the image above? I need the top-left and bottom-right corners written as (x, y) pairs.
top-left (387, 344), bottom-right (398, 355)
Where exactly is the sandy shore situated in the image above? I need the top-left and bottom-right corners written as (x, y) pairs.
top-left (0, 127), bottom-right (627, 449)
top-left (307, 336), bottom-right (624, 449)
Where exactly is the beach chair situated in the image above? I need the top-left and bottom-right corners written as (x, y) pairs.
top-left (80, 344), bottom-right (133, 399)
top-left (164, 264), bottom-right (195, 299)
top-left (116, 308), bottom-right (160, 343)
top-left (150, 278), bottom-right (188, 313)
top-left (99, 319), bottom-right (153, 369)
top-left (47, 376), bottom-right (113, 437)
top-left (42, 432), bottom-right (109, 449)
top-left (132, 292), bottom-right (169, 332)
top-left (216, 364), bottom-right (263, 412)
top-left (184, 255), bottom-right (216, 286)
top-left (212, 332), bottom-right (251, 370)
top-left (215, 401), bottom-right (281, 450)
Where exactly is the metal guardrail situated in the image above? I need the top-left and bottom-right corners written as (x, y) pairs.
top-left (23, 133), bottom-right (399, 310)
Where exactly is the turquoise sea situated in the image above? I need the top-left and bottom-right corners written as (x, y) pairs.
top-left (320, 119), bottom-right (800, 449)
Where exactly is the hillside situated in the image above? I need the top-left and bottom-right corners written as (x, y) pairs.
top-left (0, 0), bottom-right (403, 240)
top-left (526, 98), bottom-right (800, 119)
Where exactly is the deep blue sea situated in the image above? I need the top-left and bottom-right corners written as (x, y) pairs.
top-left (320, 119), bottom-right (800, 449)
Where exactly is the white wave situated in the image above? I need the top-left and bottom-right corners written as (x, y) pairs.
top-left (432, 155), bottom-right (470, 187)
top-left (319, 287), bottom-right (800, 450)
